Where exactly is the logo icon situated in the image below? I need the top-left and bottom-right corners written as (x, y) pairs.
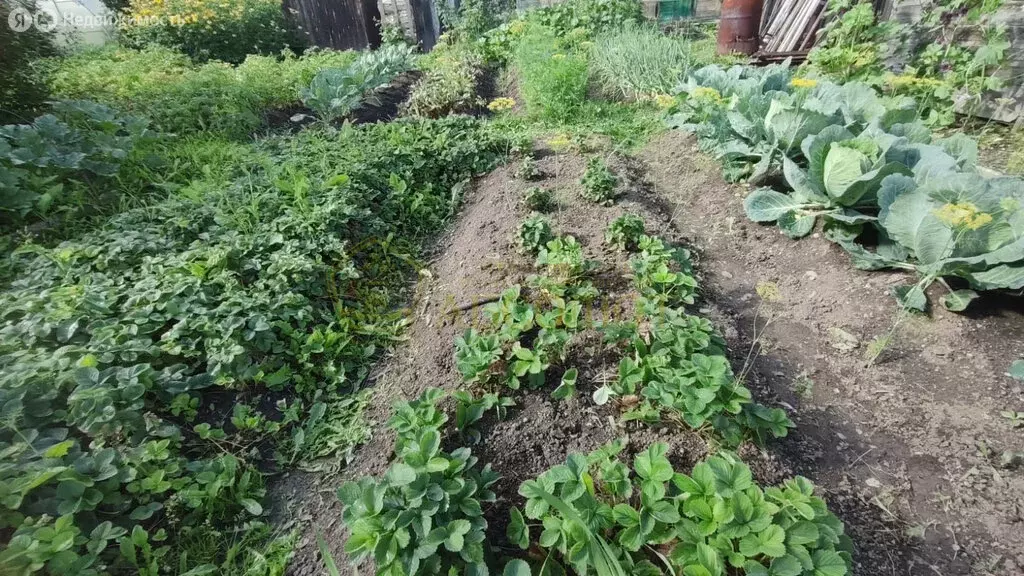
top-left (33, 9), bottom-right (57, 32)
top-left (8, 7), bottom-right (32, 32)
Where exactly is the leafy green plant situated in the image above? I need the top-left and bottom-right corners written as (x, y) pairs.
top-left (338, 389), bottom-right (499, 575)
top-left (536, 235), bottom-right (599, 284)
top-left (524, 186), bottom-right (555, 212)
top-left (629, 235), bottom-right (697, 308)
top-left (509, 443), bottom-right (852, 576)
top-left (453, 390), bottom-right (515, 444)
top-left (514, 26), bottom-right (590, 122)
top-left (605, 214), bottom-right (646, 251)
top-left (121, 0), bottom-right (302, 64)
top-left (516, 157), bottom-right (544, 181)
top-left (596, 306), bottom-right (793, 445)
top-left (590, 23), bottom-right (707, 100)
top-left (302, 44), bottom-right (416, 122)
top-left (0, 100), bottom-right (157, 226)
top-left (840, 171), bottom-right (1024, 311)
top-left (519, 213), bottom-right (555, 255)
top-left (404, 41), bottom-right (484, 118)
top-left (0, 116), bottom-right (509, 574)
top-left (580, 157), bottom-right (620, 205)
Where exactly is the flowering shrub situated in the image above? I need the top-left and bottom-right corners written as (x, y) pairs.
top-left (122, 0), bottom-right (301, 63)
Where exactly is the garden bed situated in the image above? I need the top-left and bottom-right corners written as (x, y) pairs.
top-left (642, 130), bottom-right (1024, 574)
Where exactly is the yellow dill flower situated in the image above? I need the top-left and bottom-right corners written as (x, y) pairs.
top-left (487, 97), bottom-right (516, 112)
top-left (551, 53), bottom-right (566, 61)
top-left (933, 202), bottom-right (993, 230)
top-left (789, 77), bottom-right (817, 89)
top-left (653, 94), bottom-right (675, 109)
top-left (508, 20), bottom-right (526, 35)
top-left (546, 133), bottom-right (572, 152)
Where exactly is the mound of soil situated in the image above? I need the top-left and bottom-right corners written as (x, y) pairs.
top-left (276, 144), bottom-right (788, 575)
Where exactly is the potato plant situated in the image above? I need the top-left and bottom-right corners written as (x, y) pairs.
top-left (508, 442), bottom-right (852, 576)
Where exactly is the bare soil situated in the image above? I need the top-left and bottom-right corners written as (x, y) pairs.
top-left (275, 130), bottom-right (1024, 576)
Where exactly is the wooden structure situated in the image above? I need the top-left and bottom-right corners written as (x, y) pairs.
top-left (284, 0), bottom-right (383, 50)
top-left (379, 0), bottom-right (440, 50)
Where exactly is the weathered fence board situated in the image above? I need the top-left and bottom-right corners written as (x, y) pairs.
top-left (284, 0), bottom-right (382, 50)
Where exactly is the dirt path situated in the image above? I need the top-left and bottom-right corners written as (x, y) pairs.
top-left (275, 131), bottom-right (1023, 576)
top-left (642, 130), bottom-right (1024, 575)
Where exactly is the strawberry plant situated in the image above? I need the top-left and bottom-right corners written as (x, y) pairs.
top-left (516, 157), bottom-right (545, 181)
top-left (508, 443), bottom-right (852, 576)
top-left (595, 306), bottom-right (793, 446)
top-left (338, 389), bottom-right (499, 575)
top-left (0, 115), bottom-right (510, 574)
top-left (519, 213), bottom-right (555, 255)
top-left (524, 186), bottom-right (556, 212)
top-left (579, 157), bottom-right (620, 205)
top-left (630, 235), bottom-right (697, 308)
top-left (605, 214), bottom-right (646, 251)
top-left (536, 235), bottom-right (599, 284)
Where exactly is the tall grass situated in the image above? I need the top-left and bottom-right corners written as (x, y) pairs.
top-left (590, 23), bottom-right (716, 99)
top-left (514, 26), bottom-right (589, 123)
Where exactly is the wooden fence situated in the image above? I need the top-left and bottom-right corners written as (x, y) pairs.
top-left (284, 0), bottom-right (382, 50)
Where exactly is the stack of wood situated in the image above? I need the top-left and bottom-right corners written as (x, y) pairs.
top-left (757, 0), bottom-right (827, 60)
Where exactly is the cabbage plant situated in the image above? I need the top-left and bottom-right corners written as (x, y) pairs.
top-left (840, 173), bottom-right (1024, 311)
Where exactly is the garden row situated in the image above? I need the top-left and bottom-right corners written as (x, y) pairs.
top-left (331, 199), bottom-right (852, 575)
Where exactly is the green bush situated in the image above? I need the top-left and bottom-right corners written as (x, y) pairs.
top-left (514, 26), bottom-right (589, 122)
top-left (403, 42), bottom-right (484, 118)
top-left (0, 0), bottom-right (59, 124)
top-left (0, 100), bottom-right (157, 228)
top-left (46, 45), bottom-right (357, 137)
top-left (122, 0), bottom-right (302, 64)
top-left (0, 116), bottom-right (510, 574)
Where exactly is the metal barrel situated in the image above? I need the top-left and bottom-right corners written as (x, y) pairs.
top-left (717, 0), bottom-right (763, 55)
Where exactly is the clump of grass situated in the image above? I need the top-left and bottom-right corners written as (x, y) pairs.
top-left (590, 22), bottom-right (703, 100)
top-left (513, 26), bottom-right (589, 123)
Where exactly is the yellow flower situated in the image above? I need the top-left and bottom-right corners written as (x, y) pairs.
top-left (487, 97), bottom-right (516, 112)
top-left (653, 94), bottom-right (675, 109)
top-left (551, 53), bottom-right (566, 61)
top-left (690, 86), bottom-right (722, 102)
top-left (789, 77), bottom-right (818, 89)
top-left (508, 20), bottom-right (526, 35)
top-left (933, 202), bottom-right (993, 230)
top-left (546, 133), bottom-right (572, 152)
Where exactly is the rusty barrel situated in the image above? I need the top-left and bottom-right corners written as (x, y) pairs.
top-left (717, 0), bottom-right (763, 55)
